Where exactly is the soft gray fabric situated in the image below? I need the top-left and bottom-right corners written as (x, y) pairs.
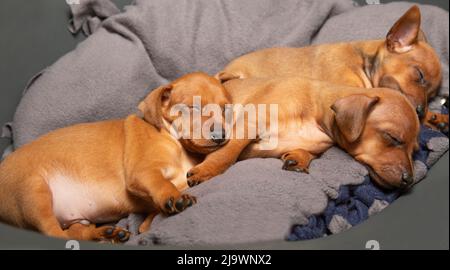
top-left (1, 122), bottom-right (12, 140)
top-left (368, 200), bottom-right (390, 216)
top-left (427, 137), bottom-right (450, 165)
top-left (429, 97), bottom-right (448, 112)
top-left (68, 0), bottom-right (121, 36)
top-left (328, 215), bottom-right (352, 235)
top-left (413, 160), bottom-right (428, 183)
top-left (1, 123), bottom-right (13, 161)
top-left (12, 0), bottom-right (355, 148)
top-left (124, 148), bottom-right (367, 247)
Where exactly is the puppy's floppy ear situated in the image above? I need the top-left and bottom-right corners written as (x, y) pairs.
top-left (331, 95), bottom-right (380, 143)
top-left (386, 5), bottom-right (421, 53)
top-left (138, 84), bottom-right (172, 130)
top-left (215, 71), bottom-right (241, 83)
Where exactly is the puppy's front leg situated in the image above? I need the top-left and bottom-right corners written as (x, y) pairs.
top-left (124, 116), bottom-right (196, 215)
top-left (126, 169), bottom-right (197, 215)
top-left (187, 139), bottom-right (252, 187)
top-left (281, 149), bottom-right (317, 174)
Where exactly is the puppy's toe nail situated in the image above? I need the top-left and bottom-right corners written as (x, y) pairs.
top-left (190, 196), bottom-right (197, 204)
top-left (285, 160), bottom-right (297, 166)
top-left (165, 197), bottom-right (174, 212)
top-left (105, 228), bottom-right (114, 236)
top-left (138, 239), bottom-right (148, 246)
top-left (187, 179), bottom-right (196, 188)
top-left (187, 199), bottom-right (193, 207)
top-left (175, 198), bottom-right (185, 212)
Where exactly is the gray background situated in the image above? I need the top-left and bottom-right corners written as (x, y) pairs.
top-left (0, 0), bottom-right (448, 250)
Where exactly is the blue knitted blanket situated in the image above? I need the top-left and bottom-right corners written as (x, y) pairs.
top-left (287, 104), bottom-right (449, 241)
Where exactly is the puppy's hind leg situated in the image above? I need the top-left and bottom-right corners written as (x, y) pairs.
top-left (20, 176), bottom-right (68, 240)
top-left (22, 176), bottom-right (130, 243)
top-left (65, 223), bottom-right (130, 243)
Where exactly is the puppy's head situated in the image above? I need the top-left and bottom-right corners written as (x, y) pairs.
top-left (139, 72), bottom-right (231, 154)
top-left (372, 5), bottom-right (442, 120)
top-left (331, 90), bottom-right (420, 190)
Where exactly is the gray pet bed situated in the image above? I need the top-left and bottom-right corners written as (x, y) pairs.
top-left (0, 0), bottom-right (448, 249)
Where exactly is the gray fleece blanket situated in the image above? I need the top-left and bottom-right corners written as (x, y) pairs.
top-left (2, 0), bottom-right (448, 246)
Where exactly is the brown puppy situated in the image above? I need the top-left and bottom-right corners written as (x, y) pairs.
top-left (216, 6), bottom-right (446, 130)
top-left (0, 72), bottom-right (230, 243)
top-left (187, 77), bottom-right (420, 190)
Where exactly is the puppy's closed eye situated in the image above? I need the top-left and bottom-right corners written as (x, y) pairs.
top-left (383, 132), bottom-right (404, 147)
top-left (415, 67), bottom-right (427, 85)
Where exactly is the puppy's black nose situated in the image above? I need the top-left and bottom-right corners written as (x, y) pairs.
top-left (210, 128), bottom-right (226, 145)
top-left (416, 105), bottom-right (425, 119)
top-left (400, 172), bottom-right (414, 189)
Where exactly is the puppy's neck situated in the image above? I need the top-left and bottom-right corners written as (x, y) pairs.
top-left (352, 40), bottom-right (385, 88)
top-left (162, 119), bottom-right (181, 141)
top-left (317, 104), bottom-right (339, 145)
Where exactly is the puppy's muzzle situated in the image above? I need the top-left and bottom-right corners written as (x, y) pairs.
top-left (415, 105), bottom-right (425, 120)
top-left (210, 128), bottom-right (227, 145)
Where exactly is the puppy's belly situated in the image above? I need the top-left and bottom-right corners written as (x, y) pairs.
top-left (243, 121), bottom-right (333, 158)
top-left (47, 171), bottom-right (127, 229)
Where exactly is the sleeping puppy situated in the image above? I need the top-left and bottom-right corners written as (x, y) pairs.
top-left (0, 72), bottom-right (230, 243)
top-left (216, 6), bottom-right (446, 131)
top-left (187, 77), bottom-right (420, 190)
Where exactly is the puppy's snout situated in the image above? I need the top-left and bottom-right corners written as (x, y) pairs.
top-left (400, 171), bottom-right (414, 189)
top-left (210, 128), bottom-right (226, 145)
top-left (415, 105), bottom-right (425, 119)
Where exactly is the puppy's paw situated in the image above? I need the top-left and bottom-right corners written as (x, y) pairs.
top-left (281, 150), bottom-right (314, 174)
top-left (161, 194), bottom-right (197, 215)
top-left (97, 226), bottom-right (130, 244)
top-left (186, 165), bottom-right (216, 187)
top-left (281, 159), bottom-right (309, 173)
top-left (425, 112), bottom-right (449, 134)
